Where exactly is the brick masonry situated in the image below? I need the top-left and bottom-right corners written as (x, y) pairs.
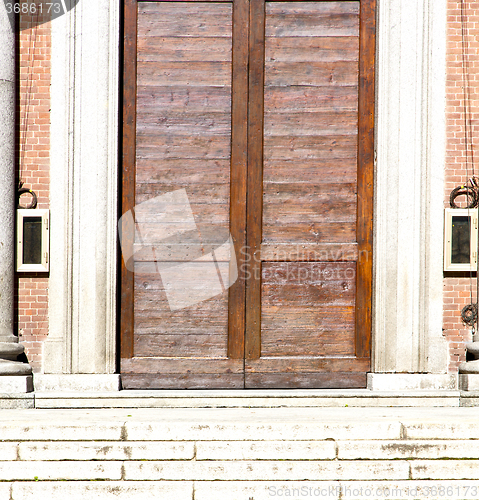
top-left (15, 11), bottom-right (51, 372)
top-left (444, 1), bottom-right (479, 372)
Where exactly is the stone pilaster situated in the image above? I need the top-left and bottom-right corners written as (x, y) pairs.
top-left (0, 4), bottom-right (32, 377)
top-left (372, 0), bottom-right (448, 377)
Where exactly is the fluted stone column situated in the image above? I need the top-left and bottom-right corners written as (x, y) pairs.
top-left (0, 5), bottom-right (32, 379)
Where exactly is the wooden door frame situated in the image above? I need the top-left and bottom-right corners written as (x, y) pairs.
top-left (120, 0), bottom-right (376, 371)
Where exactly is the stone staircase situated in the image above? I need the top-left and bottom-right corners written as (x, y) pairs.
top-left (1, 407), bottom-right (479, 499)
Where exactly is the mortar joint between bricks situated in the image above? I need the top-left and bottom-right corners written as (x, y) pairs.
top-left (193, 442), bottom-right (197, 460)
top-left (400, 423), bottom-right (407, 440)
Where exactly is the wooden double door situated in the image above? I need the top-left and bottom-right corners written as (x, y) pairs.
top-left (121, 0), bottom-right (375, 389)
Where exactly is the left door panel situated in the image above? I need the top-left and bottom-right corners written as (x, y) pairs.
top-left (121, 1), bottom-right (244, 388)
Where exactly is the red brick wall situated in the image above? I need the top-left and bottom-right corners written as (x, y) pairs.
top-left (16, 13), bottom-right (51, 372)
top-left (444, 1), bottom-right (479, 372)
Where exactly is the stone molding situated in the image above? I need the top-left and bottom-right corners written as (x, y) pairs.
top-left (44, 0), bottom-right (119, 374)
top-left (373, 0), bottom-right (448, 373)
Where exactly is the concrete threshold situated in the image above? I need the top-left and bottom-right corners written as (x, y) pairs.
top-left (0, 388), bottom-right (471, 409)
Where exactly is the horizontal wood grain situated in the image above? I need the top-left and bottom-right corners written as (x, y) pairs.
top-left (137, 37), bottom-right (232, 62)
top-left (265, 61), bottom-right (358, 87)
top-left (136, 112), bottom-right (231, 135)
top-left (137, 61), bottom-right (231, 87)
top-left (137, 86), bottom-right (231, 113)
top-left (264, 86), bottom-right (358, 113)
top-left (263, 200), bottom-right (356, 224)
top-left (266, 36), bottom-right (358, 63)
top-left (121, 357), bottom-right (243, 374)
top-left (260, 243), bottom-right (358, 261)
top-left (138, 3), bottom-right (232, 38)
top-left (135, 182), bottom-right (229, 204)
top-left (245, 372), bottom-right (367, 389)
top-left (262, 306), bottom-right (355, 330)
top-left (136, 136), bottom-right (231, 159)
top-left (261, 329), bottom-right (356, 357)
top-left (266, 2), bottom-right (359, 38)
top-left (264, 111), bottom-right (357, 136)
top-left (245, 356), bottom-right (370, 373)
top-left (136, 159), bottom-right (230, 184)
top-left (134, 333), bottom-right (227, 357)
top-left (263, 181), bottom-right (356, 199)
top-left (263, 159), bottom-right (357, 183)
top-left (262, 222), bottom-right (356, 243)
top-left (264, 135), bottom-right (357, 160)
top-left (122, 373), bottom-right (244, 390)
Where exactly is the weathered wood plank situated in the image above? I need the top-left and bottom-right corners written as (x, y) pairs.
top-left (264, 111), bottom-right (357, 136)
top-left (245, 0), bottom-right (265, 361)
top-left (263, 159), bottom-right (357, 184)
top-left (136, 159), bottom-right (230, 184)
top-left (262, 261), bottom-right (356, 283)
top-left (136, 136), bottom-right (231, 159)
top-left (138, 3), bottom-right (232, 38)
top-left (266, 2), bottom-right (359, 38)
top-left (266, 36), bottom-right (358, 63)
top-left (137, 61), bottom-right (232, 87)
top-left (262, 222), bottom-right (356, 243)
top-left (134, 334), bottom-right (227, 358)
top-left (264, 86), bottom-right (358, 113)
top-left (136, 113), bottom-right (231, 135)
top-left (261, 306), bottom-right (355, 330)
top-left (245, 372), bottom-right (367, 389)
top-left (260, 243), bottom-right (358, 262)
top-left (264, 135), bottom-right (357, 160)
top-left (260, 261), bottom-right (356, 356)
top-left (121, 0), bottom-right (138, 359)
top-left (136, 87), bottom-right (231, 113)
top-left (122, 373), bottom-right (244, 390)
top-left (228, 0), bottom-right (249, 359)
top-left (245, 357), bottom-right (370, 373)
top-left (137, 37), bottom-right (232, 62)
top-left (133, 204), bottom-right (229, 225)
top-left (121, 357), bottom-right (244, 374)
top-left (265, 61), bottom-right (358, 87)
top-left (135, 182), bottom-right (229, 204)
top-left (132, 240), bottom-right (232, 262)
top-left (262, 284), bottom-right (355, 307)
top-left (261, 329), bottom-right (356, 357)
top-left (263, 182), bottom-right (356, 199)
top-left (355, 0), bottom-right (375, 359)
top-left (263, 200), bottom-right (356, 224)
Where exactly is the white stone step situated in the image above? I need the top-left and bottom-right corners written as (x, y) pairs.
top-left (0, 408), bottom-right (479, 499)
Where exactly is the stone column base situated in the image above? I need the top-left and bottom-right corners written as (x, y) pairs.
top-left (367, 373), bottom-right (458, 391)
top-left (0, 375), bottom-right (33, 393)
top-left (34, 374), bottom-right (121, 392)
top-left (459, 374), bottom-right (479, 391)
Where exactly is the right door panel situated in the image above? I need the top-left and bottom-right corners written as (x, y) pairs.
top-left (244, 1), bottom-right (373, 388)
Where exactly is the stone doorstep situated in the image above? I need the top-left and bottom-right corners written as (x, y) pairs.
top-left (0, 373), bottom-right (474, 408)
top-left (0, 389), bottom-right (465, 409)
